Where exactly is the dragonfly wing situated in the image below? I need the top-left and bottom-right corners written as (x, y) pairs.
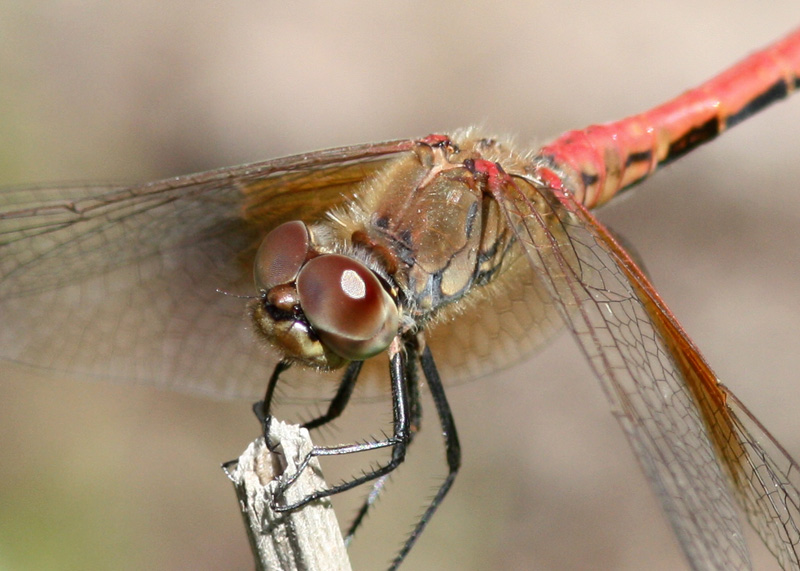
top-left (420, 246), bottom-right (564, 386)
top-left (0, 139), bottom-right (414, 400)
top-left (497, 175), bottom-right (752, 569)
top-left (723, 389), bottom-right (800, 569)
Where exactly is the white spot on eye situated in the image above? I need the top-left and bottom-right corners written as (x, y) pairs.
top-left (340, 269), bottom-right (366, 299)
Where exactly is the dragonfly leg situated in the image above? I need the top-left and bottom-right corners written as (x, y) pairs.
top-left (252, 360), bottom-right (292, 452)
top-left (302, 360), bottom-right (364, 430)
top-left (271, 336), bottom-right (412, 512)
top-left (344, 340), bottom-right (424, 544)
top-left (390, 344), bottom-right (461, 570)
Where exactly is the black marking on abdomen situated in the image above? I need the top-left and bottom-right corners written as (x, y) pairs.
top-left (662, 117), bottom-right (719, 167)
top-left (581, 172), bottom-right (599, 188)
top-left (726, 79), bottom-right (790, 129)
top-left (625, 149), bottom-right (652, 167)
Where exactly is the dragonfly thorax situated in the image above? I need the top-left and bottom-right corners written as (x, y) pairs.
top-left (250, 220), bottom-right (400, 369)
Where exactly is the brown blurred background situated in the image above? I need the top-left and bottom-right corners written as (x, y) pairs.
top-left (1, 2), bottom-right (799, 570)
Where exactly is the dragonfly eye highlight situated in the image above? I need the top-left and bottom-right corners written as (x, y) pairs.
top-left (297, 254), bottom-right (399, 361)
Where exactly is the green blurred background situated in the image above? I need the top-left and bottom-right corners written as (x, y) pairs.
top-left (1, 2), bottom-right (799, 570)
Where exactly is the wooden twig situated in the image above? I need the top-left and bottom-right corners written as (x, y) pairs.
top-left (225, 420), bottom-right (352, 571)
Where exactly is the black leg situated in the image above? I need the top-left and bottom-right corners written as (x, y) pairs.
top-left (344, 340), bottom-right (424, 543)
top-left (302, 360), bottom-right (363, 430)
top-left (389, 343), bottom-right (460, 571)
top-left (344, 472), bottom-right (390, 546)
top-left (272, 337), bottom-right (411, 512)
top-left (253, 360), bottom-right (291, 451)
top-left (406, 340), bottom-right (423, 436)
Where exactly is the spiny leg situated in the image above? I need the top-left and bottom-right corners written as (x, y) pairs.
top-left (272, 336), bottom-right (412, 512)
top-left (303, 360), bottom-right (364, 430)
top-left (389, 344), bottom-right (460, 571)
top-left (345, 339), bottom-right (424, 543)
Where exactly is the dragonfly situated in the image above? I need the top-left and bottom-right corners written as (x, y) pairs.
top-left (2, 25), bottom-right (800, 571)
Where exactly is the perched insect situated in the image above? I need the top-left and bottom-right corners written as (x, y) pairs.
top-left (2, 25), bottom-right (800, 571)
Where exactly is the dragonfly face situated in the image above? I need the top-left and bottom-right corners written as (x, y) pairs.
top-left (250, 219), bottom-right (399, 367)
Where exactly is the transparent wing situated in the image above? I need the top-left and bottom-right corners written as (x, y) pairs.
top-left (0, 139), bottom-right (414, 400)
top-left (498, 174), bottom-right (754, 569)
top-left (723, 389), bottom-right (800, 569)
top-left (422, 247), bottom-right (563, 384)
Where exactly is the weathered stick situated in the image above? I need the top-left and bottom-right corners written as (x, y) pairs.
top-left (225, 420), bottom-right (352, 571)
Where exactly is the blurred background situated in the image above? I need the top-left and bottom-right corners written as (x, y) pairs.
top-left (1, 2), bottom-right (799, 570)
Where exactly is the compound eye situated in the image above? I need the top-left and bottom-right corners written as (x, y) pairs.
top-left (296, 254), bottom-right (399, 361)
top-left (254, 221), bottom-right (311, 291)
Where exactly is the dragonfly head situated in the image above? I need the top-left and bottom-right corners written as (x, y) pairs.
top-left (250, 220), bottom-right (400, 369)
